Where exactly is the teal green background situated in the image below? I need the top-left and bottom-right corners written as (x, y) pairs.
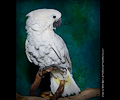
top-left (16, 0), bottom-right (100, 99)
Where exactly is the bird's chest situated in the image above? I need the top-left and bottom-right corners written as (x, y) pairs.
top-left (28, 31), bottom-right (54, 49)
top-left (27, 31), bottom-right (57, 64)
top-left (41, 32), bottom-right (53, 43)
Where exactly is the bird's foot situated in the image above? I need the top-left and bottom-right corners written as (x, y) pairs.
top-left (38, 67), bottom-right (54, 78)
top-left (38, 68), bottom-right (44, 78)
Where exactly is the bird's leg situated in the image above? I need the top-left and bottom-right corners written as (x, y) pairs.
top-left (50, 80), bottom-right (65, 100)
top-left (30, 67), bottom-right (54, 96)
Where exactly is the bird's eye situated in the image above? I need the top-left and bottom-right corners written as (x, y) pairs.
top-left (53, 16), bottom-right (56, 18)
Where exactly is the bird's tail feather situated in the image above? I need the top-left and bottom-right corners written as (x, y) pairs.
top-left (50, 70), bottom-right (80, 97)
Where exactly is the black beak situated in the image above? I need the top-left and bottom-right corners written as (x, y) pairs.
top-left (53, 18), bottom-right (62, 28)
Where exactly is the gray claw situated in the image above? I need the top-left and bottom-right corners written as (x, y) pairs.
top-left (43, 66), bottom-right (50, 71)
top-left (38, 68), bottom-right (44, 78)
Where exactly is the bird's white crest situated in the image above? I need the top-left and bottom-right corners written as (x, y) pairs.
top-left (25, 9), bottom-right (61, 32)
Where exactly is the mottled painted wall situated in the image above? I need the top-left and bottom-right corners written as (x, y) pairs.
top-left (16, 0), bottom-right (100, 99)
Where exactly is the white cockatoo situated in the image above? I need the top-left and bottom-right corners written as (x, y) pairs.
top-left (25, 9), bottom-right (80, 99)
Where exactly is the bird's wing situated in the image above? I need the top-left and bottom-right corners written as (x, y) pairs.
top-left (51, 34), bottom-right (72, 70)
top-left (25, 39), bottom-right (32, 63)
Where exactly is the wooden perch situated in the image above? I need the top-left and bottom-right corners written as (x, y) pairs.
top-left (16, 88), bottom-right (100, 100)
top-left (50, 80), bottom-right (65, 100)
top-left (30, 67), bottom-right (54, 96)
top-left (30, 72), bottom-right (42, 96)
top-left (67, 88), bottom-right (100, 100)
